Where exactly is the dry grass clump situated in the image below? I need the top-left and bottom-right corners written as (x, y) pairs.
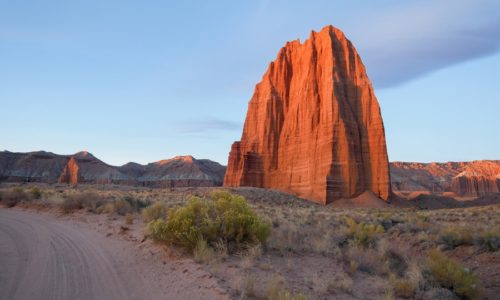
top-left (326, 271), bottom-right (353, 294)
top-left (266, 274), bottom-right (307, 300)
top-left (427, 249), bottom-right (481, 299)
top-left (141, 201), bottom-right (167, 222)
top-left (240, 274), bottom-right (257, 298)
top-left (95, 198), bottom-right (133, 215)
top-left (343, 217), bottom-right (385, 247)
top-left (389, 262), bottom-right (423, 299)
top-left (30, 187), bottom-right (42, 199)
top-left (238, 244), bottom-right (262, 269)
top-left (59, 191), bottom-right (139, 215)
top-left (61, 191), bottom-right (106, 214)
top-left (474, 228), bottom-right (500, 251)
top-left (0, 187), bottom-right (35, 207)
top-left (61, 193), bottom-right (85, 213)
top-left (111, 198), bottom-right (133, 215)
top-left (344, 242), bottom-right (386, 275)
top-left (125, 213), bottom-right (134, 225)
top-left (193, 237), bottom-right (215, 264)
top-left (439, 226), bottom-right (474, 249)
top-left (439, 224), bottom-right (500, 251)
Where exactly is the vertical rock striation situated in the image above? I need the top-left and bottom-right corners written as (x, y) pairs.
top-left (59, 157), bottom-right (80, 184)
top-left (224, 25), bottom-right (391, 204)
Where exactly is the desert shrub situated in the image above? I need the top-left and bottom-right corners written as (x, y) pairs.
top-left (474, 228), bottom-right (500, 251)
top-left (238, 243), bottom-right (262, 269)
top-left (62, 194), bottom-right (85, 213)
top-left (427, 250), bottom-right (481, 299)
top-left (269, 291), bottom-right (307, 300)
top-left (439, 226), bottom-right (474, 249)
top-left (30, 187), bottom-right (42, 199)
top-left (93, 198), bottom-right (132, 215)
top-left (112, 199), bottom-right (132, 215)
top-left (377, 239), bottom-right (410, 277)
top-left (62, 192), bottom-right (105, 213)
top-left (148, 218), bottom-right (170, 241)
top-left (343, 242), bottom-right (387, 275)
top-left (125, 213), bottom-right (133, 225)
top-left (213, 239), bottom-right (229, 260)
top-left (390, 264), bottom-right (423, 300)
top-left (344, 239), bottom-right (415, 278)
top-left (326, 272), bottom-right (353, 294)
top-left (96, 202), bottom-right (115, 214)
top-left (391, 277), bottom-right (415, 298)
top-left (266, 274), bottom-right (285, 300)
top-left (344, 217), bottom-right (384, 247)
top-left (142, 201), bottom-right (167, 222)
top-left (241, 274), bottom-right (257, 298)
top-left (0, 187), bottom-right (32, 207)
top-left (267, 223), bottom-right (305, 252)
top-left (266, 276), bottom-right (308, 300)
top-left (148, 191), bottom-right (271, 252)
top-left (81, 192), bottom-right (106, 213)
top-left (123, 195), bottom-right (148, 212)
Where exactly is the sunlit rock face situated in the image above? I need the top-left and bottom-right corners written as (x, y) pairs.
top-left (58, 157), bottom-right (80, 184)
top-left (224, 25), bottom-right (391, 204)
top-left (451, 161), bottom-right (500, 197)
top-left (390, 161), bottom-right (500, 197)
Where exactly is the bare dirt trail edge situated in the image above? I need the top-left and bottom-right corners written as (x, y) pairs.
top-left (0, 209), bottom-right (227, 300)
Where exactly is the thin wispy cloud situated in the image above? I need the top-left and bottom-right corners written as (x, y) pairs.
top-left (236, 0), bottom-right (500, 89)
top-left (348, 0), bottom-right (500, 88)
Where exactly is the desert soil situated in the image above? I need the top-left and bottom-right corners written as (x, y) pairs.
top-left (0, 208), bottom-right (228, 300)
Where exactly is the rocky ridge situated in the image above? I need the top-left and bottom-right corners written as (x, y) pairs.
top-left (0, 151), bottom-right (225, 187)
top-left (390, 160), bottom-right (500, 197)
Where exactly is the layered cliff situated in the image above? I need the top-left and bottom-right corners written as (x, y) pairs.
top-left (224, 25), bottom-right (391, 204)
top-left (451, 161), bottom-right (500, 196)
top-left (390, 161), bottom-right (500, 197)
top-left (0, 151), bottom-right (225, 187)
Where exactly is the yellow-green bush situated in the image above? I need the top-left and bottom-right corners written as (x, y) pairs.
top-left (142, 201), bottom-right (168, 222)
top-left (427, 250), bottom-right (481, 299)
top-left (474, 228), bottom-right (500, 251)
top-left (30, 187), bottom-right (42, 199)
top-left (147, 191), bottom-right (270, 251)
top-left (439, 226), bottom-right (474, 249)
top-left (344, 217), bottom-right (384, 247)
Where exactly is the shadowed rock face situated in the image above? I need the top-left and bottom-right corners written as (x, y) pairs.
top-left (0, 151), bottom-right (226, 187)
top-left (390, 161), bottom-right (500, 197)
top-left (224, 25), bottom-right (391, 204)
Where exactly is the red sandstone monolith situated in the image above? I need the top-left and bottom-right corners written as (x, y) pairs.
top-left (224, 25), bottom-right (391, 204)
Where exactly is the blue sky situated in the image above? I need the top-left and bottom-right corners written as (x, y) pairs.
top-left (1, 0), bottom-right (499, 165)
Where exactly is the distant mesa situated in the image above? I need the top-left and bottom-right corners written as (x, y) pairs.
top-left (391, 160), bottom-right (500, 198)
top-left (0, 151), bottom-right (225, 187)
top-left (223, 25), bottom-right (391, 204)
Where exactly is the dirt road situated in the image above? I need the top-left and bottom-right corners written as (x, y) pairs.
top-left (0, 209), bottom-right (227, 300)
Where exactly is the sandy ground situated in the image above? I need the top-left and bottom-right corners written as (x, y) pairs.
top-left (0, 208), bottom-right (229, 300)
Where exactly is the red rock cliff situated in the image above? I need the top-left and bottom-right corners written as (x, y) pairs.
top-left (224, 25), bottom-right (391, 204)
top-left (451, 161), bottom-right (500, 197)
top-left (58, 157), bottom-right (80, 184)
top-left (391, 160), bottom-right (500, 197)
